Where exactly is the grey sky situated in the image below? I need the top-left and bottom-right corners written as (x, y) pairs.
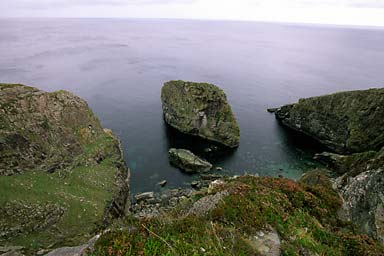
top-left (2, 0), bottom-right (384, 26)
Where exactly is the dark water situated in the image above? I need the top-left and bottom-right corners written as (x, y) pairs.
top-left (1, 18), bottom-right (384, 193)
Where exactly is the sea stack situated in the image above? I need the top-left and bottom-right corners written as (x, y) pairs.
top-left (161, 80), bottom-right (240, 148)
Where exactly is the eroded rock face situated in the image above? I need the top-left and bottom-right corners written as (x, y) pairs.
top-left (331, 148), bottom-right (384, 245)
top-left (0, 84), bottom-right (130, 254)
top-left (0, 84), bottom-right (105, 175)
top-left (169, 148), bottom-right (212, 173)
top-left (275, 88), bottom-right (384, 154)
top-left (337, 168), bottom-right (384, 245)
top-left (161, 80), bottom-right (240, 148)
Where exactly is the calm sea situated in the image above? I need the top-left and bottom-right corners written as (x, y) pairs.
top-left (1, 18), bottom-right (384, 193)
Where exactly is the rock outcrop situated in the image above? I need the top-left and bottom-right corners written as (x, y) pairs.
top-left (0, 84), bottom-right (104, 175)
top-left (169, 148), bottom-right (212, 173)
top-left (328, 148), bottom-right (384, 245)
top-left (161, 80), bottom-right (240, 148)
top-left (274, 88), bottom-right (384, 154)
top-left (0, 84), bottom-right (130, 254)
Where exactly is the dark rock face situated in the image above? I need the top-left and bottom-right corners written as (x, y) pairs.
top-left (0, 84), bottom-right (130, 253)
top-left (161, 80), bottom-right (240, 148)
top-left (169, 148), bottom-right (212, 173)
top-left (275, 88), bottom-right (384, 154)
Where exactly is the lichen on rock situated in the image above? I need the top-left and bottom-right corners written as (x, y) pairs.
top-left (161, 80), bottom-right (240, 148)
top-left (328, 147), bottom-right (384, 245)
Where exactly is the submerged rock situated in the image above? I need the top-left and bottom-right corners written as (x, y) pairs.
top-left (169, 148), bottom-right (212, 173)
top-left (275, 88), bottom-right (384, 154)
top-left (157, 180), bottom-right (167, 187)
top-left (161, 80), bottom-right (240, 148)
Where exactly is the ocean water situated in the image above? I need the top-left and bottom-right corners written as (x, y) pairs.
top-left (1, 18), bottom-right (384, 193)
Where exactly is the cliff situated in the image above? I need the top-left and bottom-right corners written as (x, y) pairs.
top-left (0, 84), bottom-right (130, 254)
top-left (275, 88), bottom-right (384, 154)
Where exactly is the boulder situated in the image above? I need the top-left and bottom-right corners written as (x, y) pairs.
top-left (169, 148), bottom-right (212, 173)
top-left (275, 88), bottom-right (384, 154)
top-left (246, 226), bottom-right (281, 256)
top-left (161, 80), bottom-right (240, 148)
top-left (135, 192), bottom-right (155, 202)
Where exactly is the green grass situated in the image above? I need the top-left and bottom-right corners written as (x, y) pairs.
top-left (0, 132), bottom-right (121, 251)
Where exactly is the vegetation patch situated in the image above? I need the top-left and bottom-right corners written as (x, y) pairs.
top-left (93, 174), bottom-right (384, 256)
top-left (0, 132), bottom-right (122, 253)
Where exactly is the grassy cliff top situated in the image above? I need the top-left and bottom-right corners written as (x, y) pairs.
top-left (92, 172), bottom-right (384, 256)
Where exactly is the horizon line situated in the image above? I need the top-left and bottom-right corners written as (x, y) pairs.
top-left (1, 16), bottom-right (384, 29)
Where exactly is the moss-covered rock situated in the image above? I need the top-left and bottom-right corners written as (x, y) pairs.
top-left (169, 148), bottom-right (212, 173)
top-left (0, 84), bottom-right (130, 255)
top-left (161, 80), bottom-right (240, 148)
top-left (275, 88), bottom-right (384, 154)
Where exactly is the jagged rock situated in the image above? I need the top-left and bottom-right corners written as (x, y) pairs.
top-left (275, 88), bottom-right (384, 154)
top-left (161, 80), bottom-right (240, 148)
top-left (329, 148), bottom-right (384, 245)
top-left (45, 234), bottom-right (100, 256)
top-left (169, 148), bottom-right (212, 173)
top-left (336, 168), bottom-right (384, 245)
top-left (135, 192), bottom-right (155, 202)
top-left (132, 188), bottom-right (196, 218)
